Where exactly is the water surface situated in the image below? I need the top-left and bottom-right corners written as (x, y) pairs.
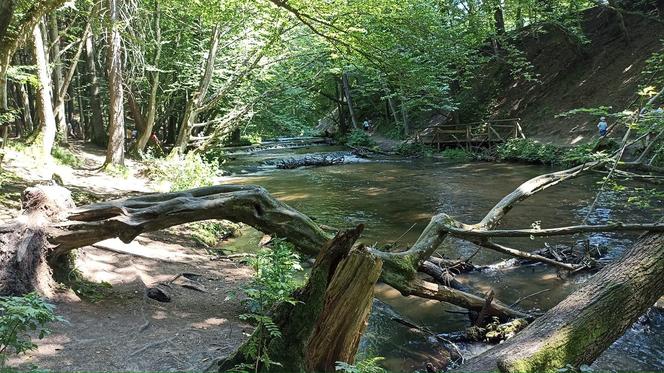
top-left (218, 144), bottom-right (663, 372)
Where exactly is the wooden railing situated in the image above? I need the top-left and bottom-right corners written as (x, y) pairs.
top-left (415, 118), bottom-right (525, 150)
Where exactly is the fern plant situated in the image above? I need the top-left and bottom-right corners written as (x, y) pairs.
top-left (236, 239), bottom-right (303, 371)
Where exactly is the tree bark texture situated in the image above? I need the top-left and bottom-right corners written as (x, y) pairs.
top-left (104, 0), bottom-right (125, 165)
top-left (31, 23), bottom-right (57, 158)
top-left (85, 32), bottom-right (106, 146)
top-left (218, 226), bottom-right (382, 372)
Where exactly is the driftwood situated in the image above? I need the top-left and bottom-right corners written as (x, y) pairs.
top-left (275, 154), bottom-right (345, 169)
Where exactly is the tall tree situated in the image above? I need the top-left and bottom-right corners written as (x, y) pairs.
top-left (31, 22), bottom-right (56, 158)
top-left (132, 0), bottom-right (162, 154)
top-left (85, 32), bottom-right (106, 146)
top-left (104, 0), bottom-right (125, 166)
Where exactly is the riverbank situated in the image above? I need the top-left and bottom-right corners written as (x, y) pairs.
top-left (0, 144), bottom-right (253, 371)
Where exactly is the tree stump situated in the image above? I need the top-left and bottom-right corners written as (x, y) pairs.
top-left (305, 246), bottom-right (383, 372)
top-left (0, 184), bottom-right (76, 296)
top-left (217, 225), bottom-right (383, 372)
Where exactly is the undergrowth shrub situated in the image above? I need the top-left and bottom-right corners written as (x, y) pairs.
top-left (497, 138), bottom-right (611, 166)
top-left (143, 153), bottom-right (234, 249)
top-left (235, 239), bottom-right (303, 370)
top-left (51, 146), bottom-right (81, 167)
top-left (143, 152), bottom-right (218, 192)
top-left (335, 357), bottom-right (387, 373)
top-left (103, 163), bottom-right (130, 178)
top-left (395, 142), bottom-right (432, 157)
top-left (0, 293), bottom-right (62, 365)
top-left (345, 130), bottom-right (376, 148)
top-left (190, 220), bottom-right (240, 249)
top-left (440, 148), bottom-right (473, 161)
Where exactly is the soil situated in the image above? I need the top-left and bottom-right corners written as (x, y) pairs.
top-left (470, 7), bottom-right (664, 145)
top-left (0, 143), bottom-right (253, 371)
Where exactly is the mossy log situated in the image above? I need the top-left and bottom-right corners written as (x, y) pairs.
top-left (455, 233), bottom-right (664, 372)
top-left (217, 225), bottom-right (382, 372)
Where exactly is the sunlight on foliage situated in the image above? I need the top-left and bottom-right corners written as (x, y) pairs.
top-left (335, 357), bottom-right (387, 373)
top-left (0, 293), bottom-right (62, 365)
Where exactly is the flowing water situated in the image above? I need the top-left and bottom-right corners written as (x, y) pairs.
top-left (218, 144), bottom-right (663, 372)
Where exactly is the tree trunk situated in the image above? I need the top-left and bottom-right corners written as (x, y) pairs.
top-left (305, 246), bottom-right (383, 372)
top-left (217, 225), bottom-right (382, 372)
top-left (104, 0), bottom-right (125, 166)
top-left (18, 83), bottom-right (33, 134)
top-left (85, 32), bottom-right (105, 146)
top-left (456, 233), bottom-right (664, 373)
top-left (49, 13), bottom-right (68, 144)
top-left (173, 25), bottom-right (221, 155)
top-left (134, 0), bottom-right (161, 154)
top-left (342, 72), bottom-right (358, 130)
top-left (493, 0), bottom-right (506, 35)
top-left (335, 79), bottom-right (348, 135)
top-left (32, 23), bottom-right (57, 158)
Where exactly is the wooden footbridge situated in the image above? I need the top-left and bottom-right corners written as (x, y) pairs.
top-left (415, 118), bottom-right (525, 150)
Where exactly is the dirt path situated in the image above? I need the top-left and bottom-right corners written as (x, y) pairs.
top-left (1, 143), bottom-right (253, 371)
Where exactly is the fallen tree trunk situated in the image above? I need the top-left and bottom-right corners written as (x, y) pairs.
top-left (0, 183), bottom-right (527, 319)
top-left (455, 233), bottom-right (664, 373)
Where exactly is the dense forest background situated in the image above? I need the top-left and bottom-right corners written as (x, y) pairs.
top-left (1, 0), bottom-right (663, 166)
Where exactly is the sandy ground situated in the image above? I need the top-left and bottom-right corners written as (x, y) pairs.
top-left (1, 142), bottom-right (253, 371)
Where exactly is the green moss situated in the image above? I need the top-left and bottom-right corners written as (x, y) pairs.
top-left (501, 284), bottom-right (631, 372)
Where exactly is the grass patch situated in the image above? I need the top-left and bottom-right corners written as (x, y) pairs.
top-left (51, 146), bottom-right (81, 167)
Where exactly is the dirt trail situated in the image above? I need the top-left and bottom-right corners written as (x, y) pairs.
top-left (1, 143), bottom-right (253, 371)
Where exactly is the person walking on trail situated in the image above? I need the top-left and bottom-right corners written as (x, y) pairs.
top-left (363, 119), bottom-right (370, 131)
top-left (597, 116), bottom-right (608, 137)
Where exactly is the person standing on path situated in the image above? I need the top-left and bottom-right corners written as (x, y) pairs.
top-left (597, 116), bottom-right (608, 137)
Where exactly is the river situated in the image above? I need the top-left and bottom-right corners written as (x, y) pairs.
top-left (217, 144), bottom-right (663, 372)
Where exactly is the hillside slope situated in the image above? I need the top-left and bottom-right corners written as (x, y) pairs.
top-left (470, 7), bottom-right (664, 145)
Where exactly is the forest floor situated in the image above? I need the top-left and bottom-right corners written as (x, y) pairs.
top-left (0, 143), bottom-right (253, 371)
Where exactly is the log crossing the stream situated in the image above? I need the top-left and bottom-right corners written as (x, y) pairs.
top-left (415, 118), bottom-right (525, 150)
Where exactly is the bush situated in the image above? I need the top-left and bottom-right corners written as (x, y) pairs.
top-left (103, 163), bottom-right (130, 178)
top-left (336, 357), bottom-right (387, 373)
top-left (143, 152), bottom-right (218, 192)
top-left (395, 142), bottom-right (432, 157)
top-left (497, 138), bottom-right (562, 164)
top-left (497, 138), bottom-right (612, 166)
top-left (235, 239), bottom-right (303, 370)
top-left (51, 146), bottom-right (81, 167)
top-left (189, 220), bottom-right (240, 249)
top-left (345, 130), bottom-right (376, 148)
top-left (0, 293), bottom-right (62, 364)
top-left (242, 239), bottom-right (302, 315)
top-left (440, 148), bottom-right (473, 161)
